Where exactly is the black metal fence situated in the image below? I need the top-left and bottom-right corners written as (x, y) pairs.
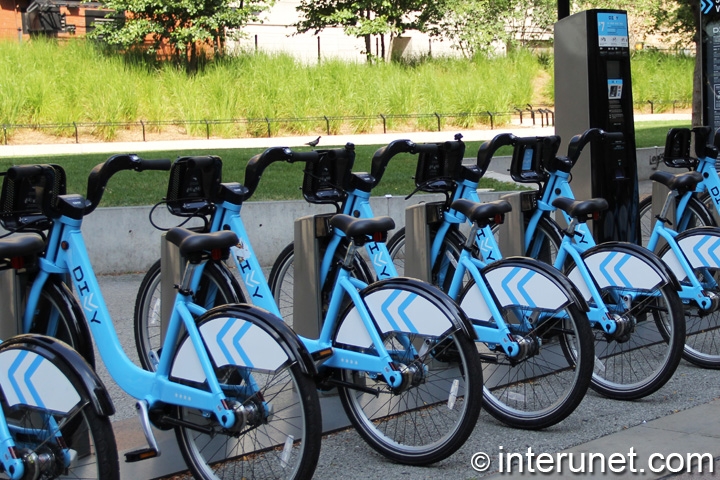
top-left (0, 99), bottom-right (686, 145)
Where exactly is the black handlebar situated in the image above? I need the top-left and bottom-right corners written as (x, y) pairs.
top-left (566, 128), bottom-right (623, 164)
top-left (85, 154), bottom-right (171, 215)
top-left (369, 139), bottom-right (422, 187)
top-left (243, 146), bottom-right (324, 201)
top-left (477, 133), bottom-right (516, 175)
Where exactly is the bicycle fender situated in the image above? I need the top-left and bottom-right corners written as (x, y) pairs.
top-left (0, 334), bottom-right (114, 417)
top-left (568, 242), bottom-right (680, 301)
top-left (334, 277), bottom-right (477, 348)
top-left (659, 227), bottom-right (720, 280)
top-left (463, 258), bottom-right (587, 322)
top-left (170, 304), bottom-right (317, 384)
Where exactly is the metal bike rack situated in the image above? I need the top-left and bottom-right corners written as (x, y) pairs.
top-left (403, 203), bottom-right (433, 282)
top-left (160, 233), bottom-right (185, 343)
top-left (497, 191), bottom-right (531, 258)
top-left (293, 215), bottom-right (325, 338)
top-left (0, 267), bottom-right (24, 339)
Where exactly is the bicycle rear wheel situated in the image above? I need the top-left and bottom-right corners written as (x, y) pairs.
top-left (171, 308), bottom-right (322, 480)
top-left (638, 194), bottom-right (715, 248)
top-left (0, 336), bottom-right (118, 479)
top-left (134, 259), bottom-right (243, 371)
top-left (658, 229), bottom-right (720, 368)
top-left (268, 241), bottom-right (374, 329)
top-left (333, 281), bottom-right (482, 465)
top-left (458, 273), bottom-right (594, 429)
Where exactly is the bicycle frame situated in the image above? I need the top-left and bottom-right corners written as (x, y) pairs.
top-left (208, 199), bottom-right (443, 389)
top-left (24, 213), bottom-right (247, 429)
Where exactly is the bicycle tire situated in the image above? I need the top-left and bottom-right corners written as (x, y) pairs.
top-left (134, 259), bottom-right (244, 371)
top-left (638, 194), bottom-right (716, 249)
top-left (333, 280), bottom-right (483, 465)
top-left (268, 241), bottom-right (374, 329)
top-left (30, 277), bottom-right (95, 368)
top-left (172, 308), bottom-right (322, 480)
top-left (658, 227), bottom-right (720, 368)
top-left (0, 337), bottom-right (118, 479)
top-left (388, 224), bottom-right (594, 428)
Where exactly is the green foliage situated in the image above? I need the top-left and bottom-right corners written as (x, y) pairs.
top-left (295, 0), bottom-right (444, 60)
top-left (88, 0), bottom-right (271, 72)
top-left (631, 51), bottom-right (693, 109)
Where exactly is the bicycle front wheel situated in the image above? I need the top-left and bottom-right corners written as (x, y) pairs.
top-left (172, 308), bottom-right (322, 480)
top-left (30, 277), bottom-right (95, 368)
top-left (134, 259), bottom-right (243, 371)
top-left (333, 281), bottom-right (483, 465)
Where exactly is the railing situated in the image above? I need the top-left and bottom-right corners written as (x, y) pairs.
top-left (0, 100), bottom-right (688, 145)
top-left (0, 106), bottom-right (555, 145)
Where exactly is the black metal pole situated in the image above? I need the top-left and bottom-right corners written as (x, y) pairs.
top-left (558, 0), bottom-right (569, 20)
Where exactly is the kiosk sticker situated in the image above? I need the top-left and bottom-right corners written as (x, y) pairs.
top-left (608, 79), bottom-right (623, 100)
top-left (597, 13), bottom-right (629, 48)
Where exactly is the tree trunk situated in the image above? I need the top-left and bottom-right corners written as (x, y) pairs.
top-left (364, 33), bottom-right (372, 63)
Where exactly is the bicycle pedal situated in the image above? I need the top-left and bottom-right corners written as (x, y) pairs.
top-left (124, 447), bottom-right (159, 463)
top-left (131, 400), bottom-right (161, 461)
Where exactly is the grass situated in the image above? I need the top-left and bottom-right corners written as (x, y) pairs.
top-left (0, 120), bottom-right (691, 207)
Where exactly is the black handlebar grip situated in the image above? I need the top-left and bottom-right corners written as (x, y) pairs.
top-left (411, 143), bottom-right (439, 155)
top-left (7, 164), bottom-right (48, 181)
top-left (138, 158), bottom-right (172, 171)
top-left (604, 132), bottom-right (624, 142)
top-left (566, 128), bottom-right (605, 162)
top-left (288, 151), bottom-right (320, 163)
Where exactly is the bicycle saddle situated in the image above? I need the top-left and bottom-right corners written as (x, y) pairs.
top-left (649, 170), bottom-right (703, 193)
top-left (552, 197), bottom-right (608, 222)
top-left (451, 199), bottom-right (512, 226)
top-left (165, 227), bottom-right (238, 257)
top-left (0, 234), bottom-right (45, 259)
top-left (329, 214), bottom-right (395, 239)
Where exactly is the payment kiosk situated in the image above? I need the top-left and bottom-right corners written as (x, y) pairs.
top-left (555, 9), bottom-right (639, 243)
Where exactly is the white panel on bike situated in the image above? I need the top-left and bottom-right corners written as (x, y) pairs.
top-left (201, 317), bottom-right (289, 372)
top-left (0, 349), bottom-right (81, 414)
top-left (567, 268), bottom-right (593, 300)
top-left (335, 308), bottom-right (374, 348)
top-left (583, 250), bottom-right (663, 291)
top-left (364, 289), bottom-right (453, 336)
top-left (458, 286), bottom-right (494, 322)
top-left (675, 233), bottom-right (720, 270)
top-left (171, 340), bottom-right (206, 383)
top-left (484, 266), bottom-right (570, 310)
top-left (659, 248), bottom-right (688, 282)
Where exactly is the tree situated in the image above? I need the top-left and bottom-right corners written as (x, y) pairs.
top-left (89, 0), bottom-right (271, 72)
top-left (426, 0), bottom-right (556, 58)
top-left (295, 0), bottom-right (443, 62)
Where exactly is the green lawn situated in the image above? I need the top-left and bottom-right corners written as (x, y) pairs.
top-left (0, 119), bottom-right (691, 206)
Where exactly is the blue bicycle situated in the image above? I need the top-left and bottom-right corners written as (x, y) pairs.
top-left (267, 140), bottom-right (595, 430)
top-left (134, 150), bottom-right (485, 465)
top-left (386, 130), bottom-right (685, 400)
top-left (12, 158), bottom-right (323, 480)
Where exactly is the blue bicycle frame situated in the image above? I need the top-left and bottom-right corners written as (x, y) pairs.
top-left (24, 212), bottom-right (249, 430)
